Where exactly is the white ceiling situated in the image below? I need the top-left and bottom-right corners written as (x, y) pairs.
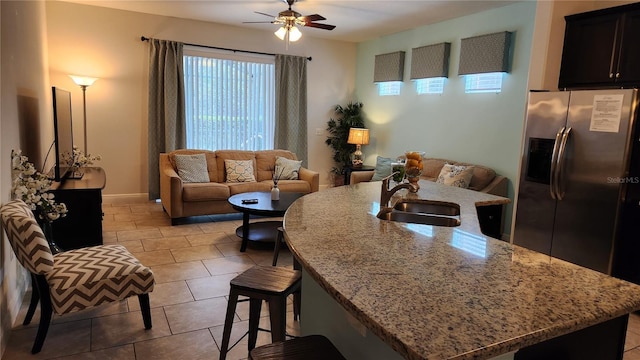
top-left (61, 0), bottom-right (520, 43)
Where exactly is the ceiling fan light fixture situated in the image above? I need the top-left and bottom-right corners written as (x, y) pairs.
top-left (274, 26), bottom-right (288, 40)
top-left (289, 26), bottom-right (302, 41)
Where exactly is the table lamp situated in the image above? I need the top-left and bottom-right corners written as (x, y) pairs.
top-left (347, 128), bottom-right (370, 167)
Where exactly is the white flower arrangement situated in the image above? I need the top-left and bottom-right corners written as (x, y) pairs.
top-left (70, 146), bottom-right (101, 170)
top-left (11, 150), bottom-right (68, 223)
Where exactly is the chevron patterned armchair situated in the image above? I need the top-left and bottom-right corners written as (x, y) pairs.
top-left (0, 200), bottom-right (155, 354)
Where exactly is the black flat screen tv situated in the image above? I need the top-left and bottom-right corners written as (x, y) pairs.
top-left (52, 87), bottom-right (74, 182)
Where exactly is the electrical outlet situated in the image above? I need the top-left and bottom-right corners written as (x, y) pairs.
top-left (315, 128), bottom-right (323, 136)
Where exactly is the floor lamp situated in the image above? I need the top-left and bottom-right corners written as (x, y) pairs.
top-left (69, 75), bottom-right (98, 154)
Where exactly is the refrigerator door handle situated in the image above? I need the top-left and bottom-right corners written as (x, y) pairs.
top-left (556, 127), bottom-right (572, 200)
top-left (550, 127), bottom-right (565, 200)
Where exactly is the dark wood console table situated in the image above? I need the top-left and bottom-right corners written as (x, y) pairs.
top-left (50, 167), bottom-right (106, 250)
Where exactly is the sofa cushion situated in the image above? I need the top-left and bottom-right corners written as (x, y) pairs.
top-left (436, 164), bottom-right (474, 188)
top-left (174, 154), bottom-right (210, 183)
top-left (168, 149), bottom-right (218, 182)
top-left (371, 156), bottom-right (393, 181)
top-left (275, 156), bottom-right (302, 180)
top-left (182, 182), bottom-right (230, 201)
top-left (273, 180), bottom-right (312, 193)
top-left (422, 158), bottom-right (447, 178)
top-left (451, 161), bottom-right (496, 191)
top-left (421, 158), bottom-right (496, 191)
top-left (227, 181), bottom-right (272, 195)
top-left (225, 159), bottom-right (257, 183)
top-left (216, 150), bottom-right (256, 182)
top-left (255, 150), bottom-right (298, 182)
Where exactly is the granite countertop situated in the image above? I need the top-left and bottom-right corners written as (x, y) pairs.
top-left (283, 180), bottom-right (640, 360)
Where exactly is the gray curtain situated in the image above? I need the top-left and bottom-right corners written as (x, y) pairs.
top-left (275, 54), bottom-right (307, 166)
top-left (147, 39), bottom-right (186, 200)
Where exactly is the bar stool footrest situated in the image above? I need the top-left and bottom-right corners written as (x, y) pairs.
top-left (249, 335), bottom-right (346, 360)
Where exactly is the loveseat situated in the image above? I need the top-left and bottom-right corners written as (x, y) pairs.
top-left (160, 149), bottom-right (319, 225)
top-left (350, 157), bottom-right (507, 197)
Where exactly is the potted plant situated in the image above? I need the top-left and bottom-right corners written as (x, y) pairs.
top-left (325, 102), bottom-right (365, 186)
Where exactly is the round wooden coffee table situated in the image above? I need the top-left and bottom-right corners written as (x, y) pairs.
top-left (228, 191), bottom-right (306, 252)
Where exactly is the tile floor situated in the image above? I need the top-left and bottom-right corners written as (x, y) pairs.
top-left (2, 199), bottom-right (299, 360)
top-left (2, 198), bottom-right (640, 360)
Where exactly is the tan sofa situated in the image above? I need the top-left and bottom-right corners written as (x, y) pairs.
top-left (160, 149), bottom-right (319, 224)
top-left (350, 157), bottom-right (507, 197)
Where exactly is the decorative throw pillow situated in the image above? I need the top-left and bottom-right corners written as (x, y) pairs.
top-left (225, 159), bottom-right (256, 183)
top-left (370, 156), bottom-right (393, 181)
top-left (436, 164), bottom-right (475, 188)
top-left (174, 154), bottom-right (210, 183)
top-left (274, 156), bottom-right (302, 180)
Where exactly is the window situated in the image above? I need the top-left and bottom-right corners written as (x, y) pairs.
top-left (464, 72), bottom-right (503, 93)
top-left (377, 81), bottom-right (402, 96)
top-left (183, 50), bottom-right (275, 150)
top-left (415, 78), bottom-right (445, 94)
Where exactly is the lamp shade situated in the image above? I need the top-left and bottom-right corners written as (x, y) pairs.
top-left (288, 26), bottom-right (302, 42)
top-left (69, 75), bottom-right (98, 87)
top-left (274, 27), bottom-right (287, 40)
top-left (347, 128), bottom-right (370, 145)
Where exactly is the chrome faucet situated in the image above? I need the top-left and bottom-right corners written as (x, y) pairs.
top-left (380, 172), bottom-right (418, 208)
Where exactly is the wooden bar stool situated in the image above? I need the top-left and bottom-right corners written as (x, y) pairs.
top-left (272, 227), bottom-right (285, 266)
top-left (219, 266), bottom-right (301, 360)
top-left (271, 227), bottom-right (301, 321)
top-left (249, 335), bottom-right (346, 360)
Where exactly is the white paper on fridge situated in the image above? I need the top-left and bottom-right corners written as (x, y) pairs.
top-left (590, 94), bottom-right (624, 133)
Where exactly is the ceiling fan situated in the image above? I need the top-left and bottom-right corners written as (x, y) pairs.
top-left (244, 0), bottom-right (336, 42)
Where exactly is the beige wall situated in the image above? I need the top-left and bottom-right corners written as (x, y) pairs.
top-left (0, 0), bottom-right (52, 355)
top-left (45, 1), bottom-right (357, 195)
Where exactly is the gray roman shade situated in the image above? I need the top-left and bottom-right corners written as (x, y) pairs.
top-left (374, 51), bottom-right (405, 82)
top-left (410, 42), bottom-right (451, 80)
top-left (458, 31), bottom-right (512, 75)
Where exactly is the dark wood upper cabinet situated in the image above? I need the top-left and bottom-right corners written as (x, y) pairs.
top-left (559, 3), bottom-right (640, 89)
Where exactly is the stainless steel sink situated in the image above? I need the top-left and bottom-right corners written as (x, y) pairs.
top-left (377, 210), bottom-right (461, 227)
top-left (392, 200), bottom-right (460, 216)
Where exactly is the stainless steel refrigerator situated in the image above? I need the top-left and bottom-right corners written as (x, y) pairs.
top-left (513, 89), bottom-right (640, 282)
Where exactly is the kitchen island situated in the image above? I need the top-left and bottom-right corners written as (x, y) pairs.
top-left (282, 180), bottom-right (640, 360)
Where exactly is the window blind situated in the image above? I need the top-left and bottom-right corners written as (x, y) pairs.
top-left (183, 55), bottom-right (275, 151)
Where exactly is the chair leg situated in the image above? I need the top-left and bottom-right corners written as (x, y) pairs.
top-left (23, 273), bottom-right (40, 326)
top-left (248, 298), bottom-right (262, 351)
top-left (272, 227), bottom-right (283, 266)
top-left (220, 290), bottom-right (240, 360)
top-left (31, 275), bottom-right (52, 354)
top-left (293, 290), bottom-right (301, 321)
top-left (268, 296), bottom-right (287, 343)
top-left (138, 293), bottom-right (152, 329)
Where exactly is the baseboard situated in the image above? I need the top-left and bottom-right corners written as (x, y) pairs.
top-left (102, 193), bottom-right (155, 204)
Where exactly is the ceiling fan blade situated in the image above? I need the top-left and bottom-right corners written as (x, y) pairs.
top-left (254, 11), bottom-right (276, 18)
top-left (242, 21), bottom-right (277, 24)
top-left (298, 14), bottom-right (325, 22)
top-left (304, 22), bottom-right (336, 30)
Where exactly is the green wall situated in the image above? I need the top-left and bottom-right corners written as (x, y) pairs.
top-left (355, 2), bottom-right (538, 236)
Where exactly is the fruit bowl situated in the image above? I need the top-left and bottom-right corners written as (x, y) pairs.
top-left (404, 151), bottom-right (425, 189)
